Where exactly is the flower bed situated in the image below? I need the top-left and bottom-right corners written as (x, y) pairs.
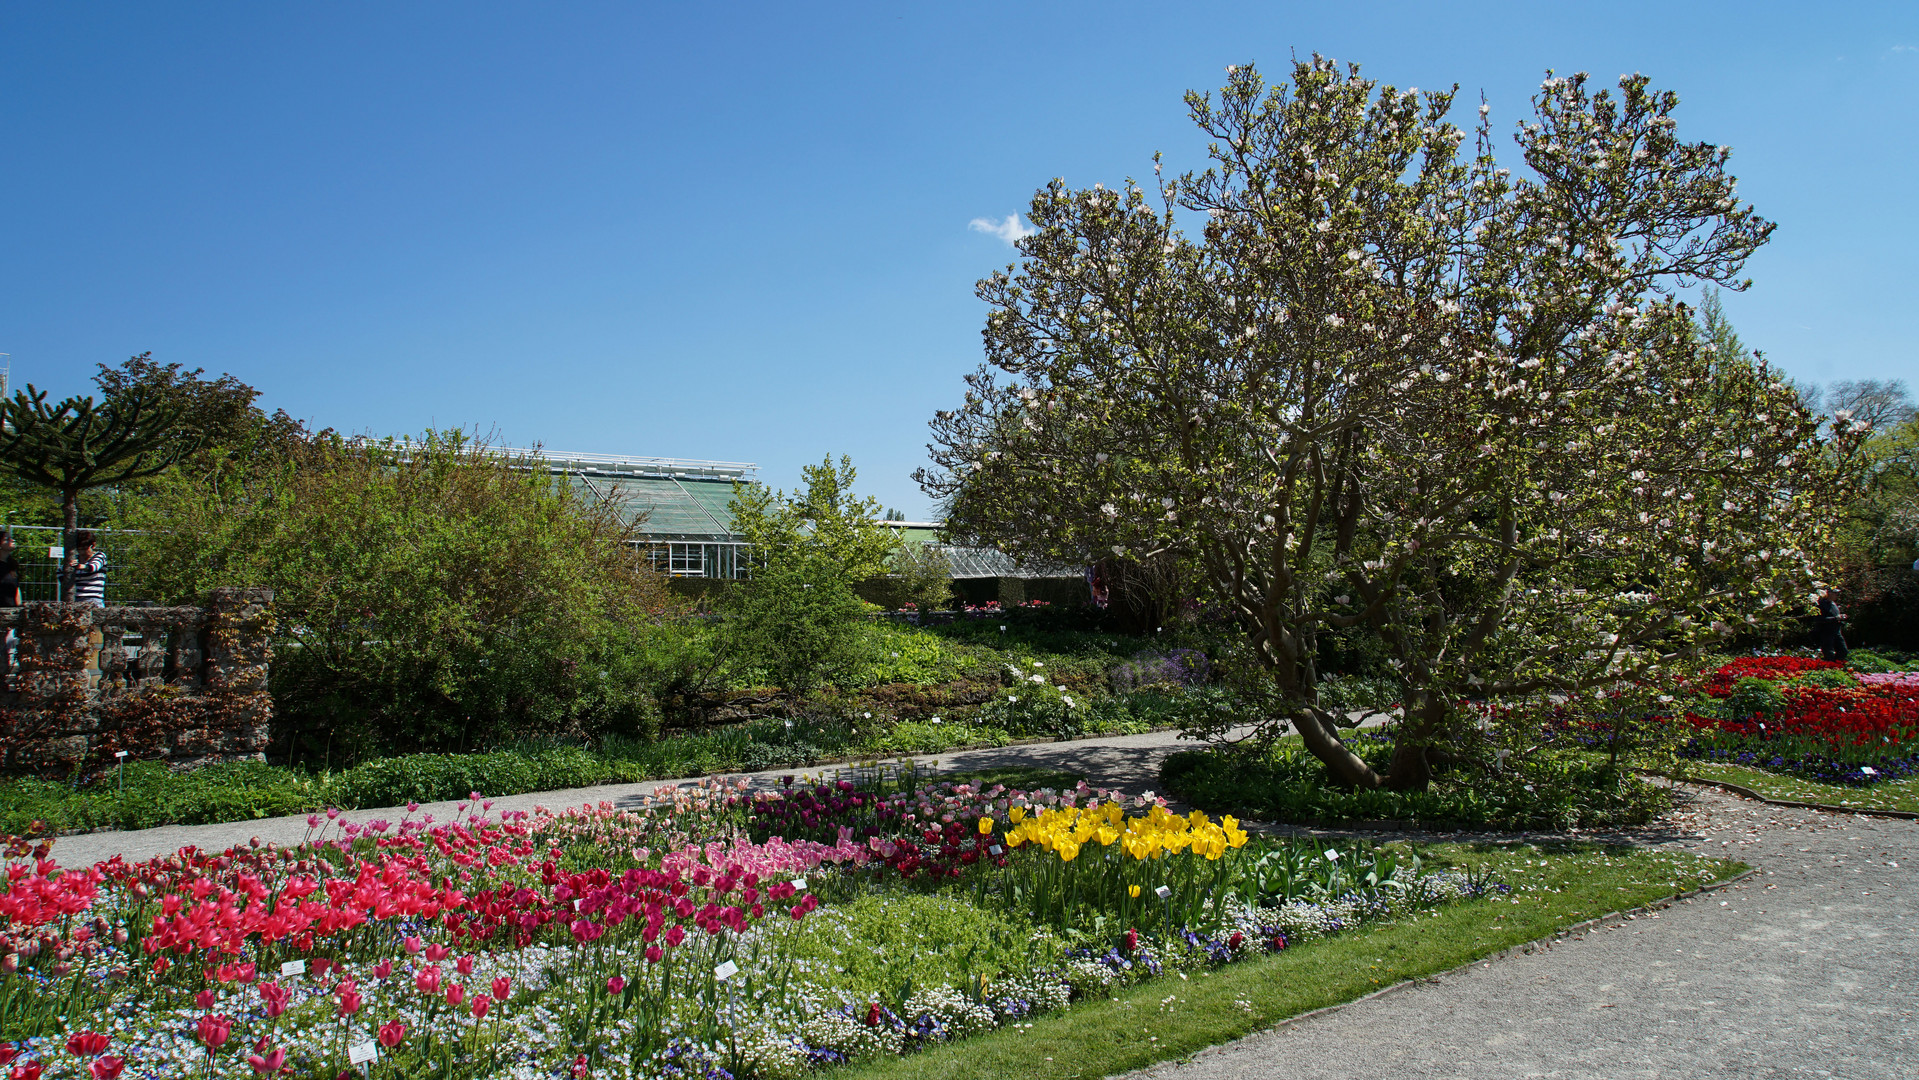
top-left (0, 772), bottom-right (1505, 1079)
top-left (1679, 657), bottom-right (1919, 785)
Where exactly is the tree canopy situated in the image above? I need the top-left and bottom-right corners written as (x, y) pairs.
top-left (0, 377), bottom-right (186, 552)
top-left (919, 59), bottom-right (1862, 789)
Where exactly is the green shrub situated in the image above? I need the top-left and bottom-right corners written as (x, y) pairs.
top-left (0, 761), bottom-right (325, 837)
top-left (1847, 650), bottom-right (1916, 674)
top-left (841, 623), bottom-right (978, 687)
top-left (1725, 676), bottom-right (1789, 721)
top-left (1782, 668), bottom-right (1858, 690)
top-left (973, 669), bottom-right (1091, 737)
top-left (324, 745), bottom-right (645, 809)
top-left (1160, 742), bottom-right (1668, 830)
top-left (120, 430), bottom-right (676, 764)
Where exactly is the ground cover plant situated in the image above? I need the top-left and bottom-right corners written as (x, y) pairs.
top-left (1674, 656), bottom-right (1919, 786)
top-left (1161, 730), bottom-right (1670, 831)
top-left (0, 762), bottom-right (1603, 1079)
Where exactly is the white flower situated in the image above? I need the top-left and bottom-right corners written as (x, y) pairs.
top-left (1101, 503), bottom-right (1119, 519)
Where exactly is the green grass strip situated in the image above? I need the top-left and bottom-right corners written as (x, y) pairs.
top-left (1682, 761), bottom-right (1919, 815)
top-left (837, 844), bottom-right (1742, 1080)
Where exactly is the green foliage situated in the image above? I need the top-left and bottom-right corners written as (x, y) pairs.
top-left (861, 543), bottom-right (956, 613)
top-left (918, 57), bottom-right (1858, 793)
top-left (770, 894), bottom-right (1046, 999)
top-left (1725, 676), bottom-right (1788, 721)
top-left (724, 456), bottom-right (902, 696)
top-left (326, 745), bottom-right (647, 809)
top-left (974, 674), bottom-right (1091, 738)
top-left (841, 622), bottom-right (978, 687)
top-left (1781, 667), bottom-right (1858, 690)
top-left (721, 549), bottom-right (868, 698)
top-left (120, 430), bottom-right (672, 763)
top-left (1161, 741), bottom-right (1669, 830)
top-left (1846, 650), bottom-right (1916, 674)
top-left (0, 761), bottom-right (322, 836)
top-left (0, 374), bottom-right (186, 546)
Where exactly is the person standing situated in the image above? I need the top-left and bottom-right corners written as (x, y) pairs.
top-left (1814, 588), bottom-right (1849, 664)
top-left (61, 530), bottom-right (107, 607)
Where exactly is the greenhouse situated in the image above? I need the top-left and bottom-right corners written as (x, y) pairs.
top-left (512, 448), bottom-right (1081, 593)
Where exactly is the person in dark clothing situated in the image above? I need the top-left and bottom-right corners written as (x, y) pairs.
top-left (1815, 589), bottom-right (1849, 664)
top-left (0, 532), bottom-right (19, 608)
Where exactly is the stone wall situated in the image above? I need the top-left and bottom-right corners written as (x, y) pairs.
top-left (0, 587), bottom-right (274, 774)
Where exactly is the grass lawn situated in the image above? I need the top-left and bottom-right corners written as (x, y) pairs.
top-left (1681, 761), bottom-right (1919, 815)
top-left (837, 842), bottom-right (1739, 1080)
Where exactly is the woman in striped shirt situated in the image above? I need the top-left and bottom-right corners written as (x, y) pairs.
top-left (62, 530), bottom-right (107, 606)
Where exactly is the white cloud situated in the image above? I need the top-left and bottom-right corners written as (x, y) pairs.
top-left (969, 214), bottom-right (1036, 245)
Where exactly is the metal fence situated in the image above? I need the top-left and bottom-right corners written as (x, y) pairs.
top-left (4, 525), bottom-right (150, 605)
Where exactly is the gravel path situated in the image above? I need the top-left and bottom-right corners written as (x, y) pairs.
top-left (45, 727), bottom-right (1223, 868)
top-left (1128, 788), bottom-right (1918, 1080)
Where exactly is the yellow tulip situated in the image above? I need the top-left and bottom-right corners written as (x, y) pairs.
top-left (978, 817), bottom-right (995, 836)
top-left (1129, 884), bottom-right (1141, 897)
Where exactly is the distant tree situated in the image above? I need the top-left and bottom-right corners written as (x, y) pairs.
top-left (920, 59), bottom-right (1862, 790)
top-left (1826, 379), bottom-right (1915, 433)
top-left (1695, 286), bottom-right (1746, 362)
top-left (724, 456), bottom-right (896, 695)
top-left (0, 382), bottom-right (186, 580)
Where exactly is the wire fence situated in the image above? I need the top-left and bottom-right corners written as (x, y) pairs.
top-left (3, 525), bottom-right (151, 605)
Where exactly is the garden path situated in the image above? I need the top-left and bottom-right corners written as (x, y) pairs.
top-left (1127, 787), bottom-right (1918, 1080)
top-left (45, 726), bottom-right (1242, 869)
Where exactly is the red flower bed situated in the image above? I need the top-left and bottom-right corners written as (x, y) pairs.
top-left (1685, 684), bottom-right (1919, 748)
top-left (1698, 656), bottom-right (1843, 696)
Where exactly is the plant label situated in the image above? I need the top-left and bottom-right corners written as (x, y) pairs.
top-left (713, 960), bottom-right (739, 982)
top-left (790, 878), bottom-right (806, 891)
top-left (347, 1041), bottom-right (378, 1065)
top-left (1154, 885), bottom-right (1172, 900)
top-left (1325, 849), bottom-right (1340, 862)
top-left (280, 959), bottom-right (306, 976)
top-left (573, 899), bottom-right (582, 910)
top-left (989, 845), bottom-right (1003, 856)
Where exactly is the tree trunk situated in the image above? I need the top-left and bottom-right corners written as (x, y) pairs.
top-left (60, 488), bottom-right (79, 602)
top-left (1382, 691), bottom-right (1447, 792)
top-left (1293, 707), bottom-right (1384, 788)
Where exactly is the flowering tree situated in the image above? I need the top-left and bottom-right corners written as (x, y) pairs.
top-left (917, 59), bottom-right (1862, 790)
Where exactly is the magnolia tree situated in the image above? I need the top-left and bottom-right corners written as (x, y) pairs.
top-left (917, 59), bottom-right (1862, 790)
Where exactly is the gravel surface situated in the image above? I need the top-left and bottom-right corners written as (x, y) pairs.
top-left (1127, 788), bottom-right (1918, 1080)
top-left (46, 727), bottom-right (1224, 868)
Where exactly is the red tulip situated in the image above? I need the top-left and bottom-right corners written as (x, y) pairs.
top-left (606, 975), bottom-right (625, 995)
top-left (377, 1020), bottom-right (407, 1049)
top-left (195, 1014), bottom-right (233, 1050)
top-left (64, 1033), bottom-right (109, 1058)
top-left (89, 1058), bottom-right (125, 1080)
top-left (490, 976), bottom-right (511, 1001)
top-left (246, 1048), bottom-right (286, 1074)
top-left (11, 1061), bottom-right (44, 1080)
top-left (470, 993), bottom-right (491, 1019)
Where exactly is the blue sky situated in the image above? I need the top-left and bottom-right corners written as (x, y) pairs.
top-left (3, 2), bottom-right (1915, 517)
